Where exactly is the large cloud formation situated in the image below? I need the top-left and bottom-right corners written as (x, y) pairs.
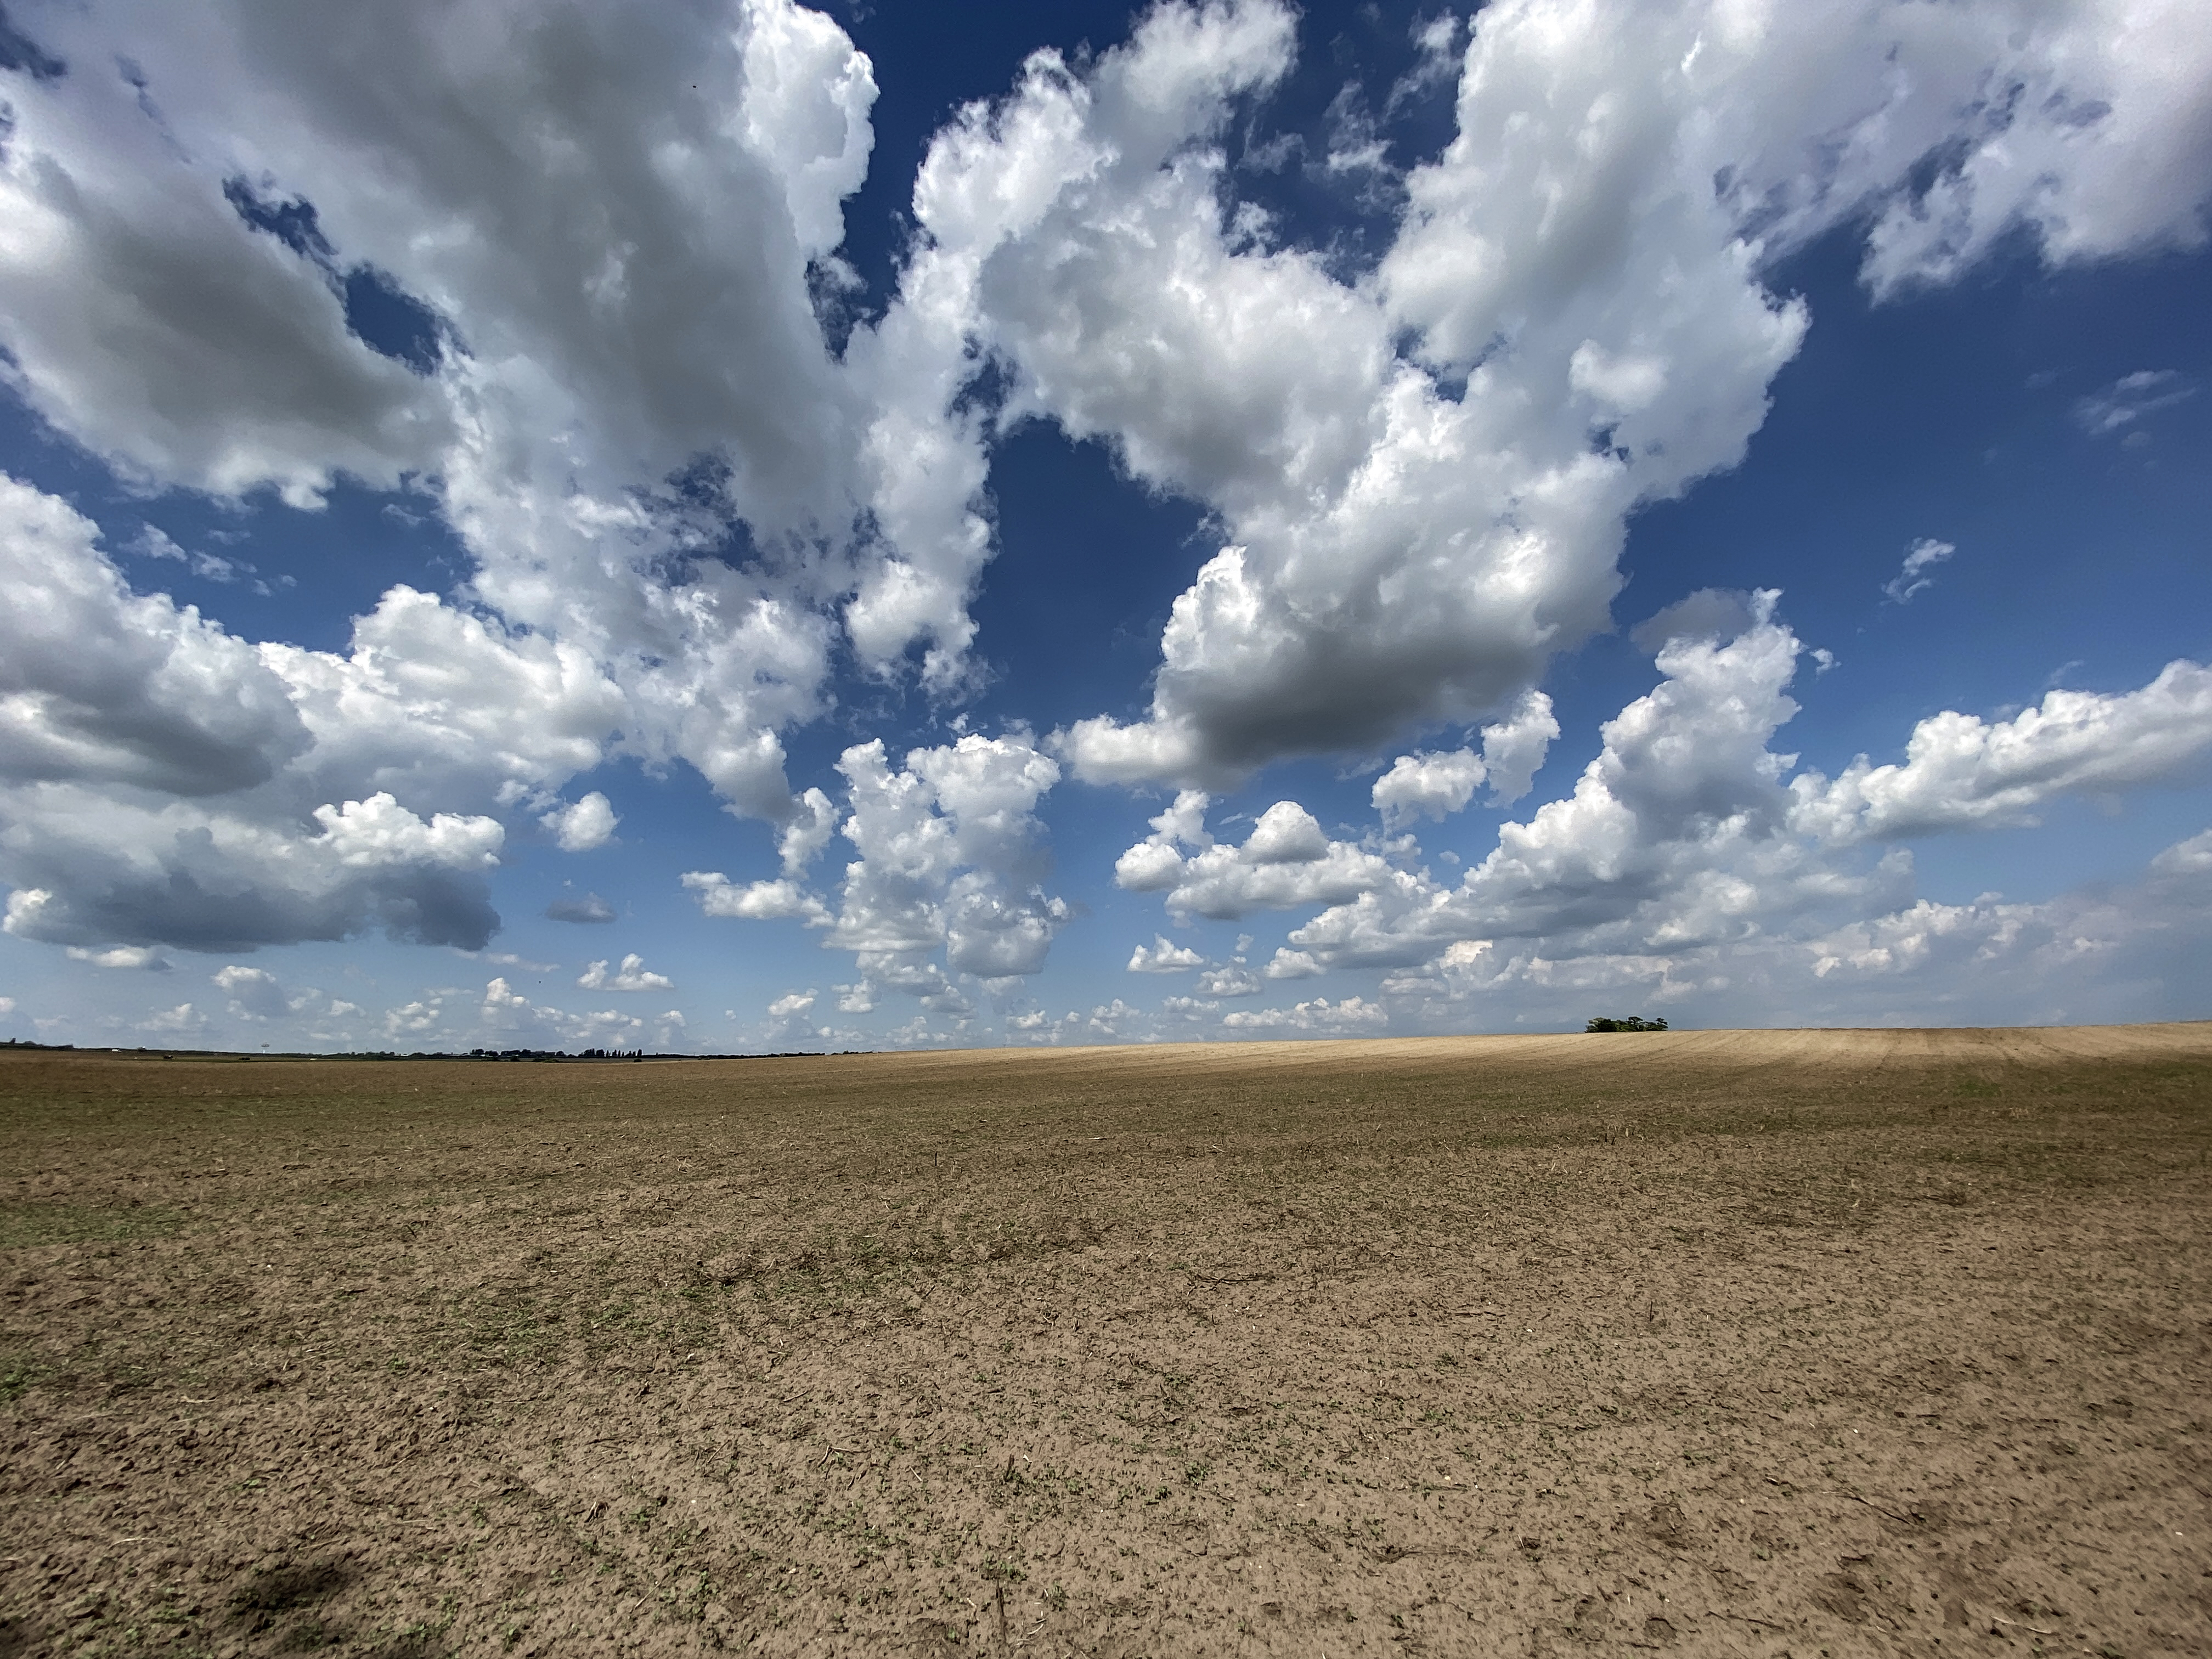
top-left (1103, 594), bottom-right (2212, 1028)
top-left (0, 478), bottom-right (538, 950)
top-left (0, 0), bottom-right (2207, 978)
top-left (1041, 0), bottom-right (2212, 784)
top-left (0, 0), bottom-right (876, 862)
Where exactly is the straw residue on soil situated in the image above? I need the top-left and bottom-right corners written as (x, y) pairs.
top-left (3, 1025), bottom-right (2209, 1656)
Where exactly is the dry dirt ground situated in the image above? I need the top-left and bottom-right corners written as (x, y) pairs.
top-left (3, 1026), bottom-right (2210, 1658)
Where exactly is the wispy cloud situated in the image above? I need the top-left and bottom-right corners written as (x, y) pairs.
top-left (2074, 370), bottom-right (2196, 438)
top-left (1883, 538), bottom-right (1955, 606)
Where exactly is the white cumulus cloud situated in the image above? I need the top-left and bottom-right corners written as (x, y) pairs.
top-left (1791, 661), bottom-right (2212, 842)
top-left (689, 732), bottom-right (1070, 1013)
top-left (680, 873), bottom-right (834, 926)
top-left (1017, 0), bottom-right (2212, 786)
top-left (1078, 589), bottom-right (2212, 1039)
top-left (1127, 935), bottom-right (1206, 973)
top-left (481, 977), bottom-right (647, 1049)
top-left (1373, 749), bottom-right (1487, 829)
top-left (578, 953), bottom-right (675, 992)
top-left (1195, 964), bottom-right (1261, 997)
top-left (1114, 793), bottom-right (1401, 921)
top-left (541, 792), bottom-right (618, 853)
top-left (1221, 995), bottom-right (1387, 1034)
top-left (140, 1003), bottom-right (207, 1034)
top-left (0, 0), bottom-right (2205, 1028)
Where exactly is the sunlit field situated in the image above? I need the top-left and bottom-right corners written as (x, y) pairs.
top-left (5, 1026), bottom-right (2209, 1656)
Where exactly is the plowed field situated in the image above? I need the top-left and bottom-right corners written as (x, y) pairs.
top-left (4, 1025), bottom-right (2210, 1656)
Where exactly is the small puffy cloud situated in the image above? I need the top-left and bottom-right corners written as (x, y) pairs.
top-left (66, 945), bottom-right (170, 970)
top-left (1262, 947), bottom-right (1322, 980)
top-left (1113, 793), bottom-right (1398, 921)
top-left (214, 963), bottom-right (289, 1018)
top-left (1195, 964), bottom-right (1260, 997)
top-left (465, 950), bottom-right (557, 972)
top-left (2150, 828), bottom-right (2212, 879)
top-left (1374, 749), bottom-right (1486, 828)
top-left (1882, 539), bottom-right (1955, 606)
top-left (1809, 898), bottom-right (2001, 980)
top-left (1113, 790), bottom-right (1215, 890)
top-left (2073, 369), bottom-right (2196, 437)
top-left (313, 794), bottom-right (504, 870)
top-left (767, 990), bottom-right (817, 1020)
top-left (1243, 803), bottom-right (1331, 865)
top-left (540, 792), bottom-right (618, 853)
top-left (1086, 998), bottom-right (1142, 1040)
top-left (545, 891), bottom-right (616, 924)
top-left (1127, 935), bottom-right (1205, 973)
top-left (1221, 996), bottom-right (1387, 1034)
top-left (1158, 994), bottom-right (1221, 1022)
top-left (137, 526), bottom-right (248, 584)
top-left (480, 977), bottom-right (645, 1048)
top-left (385, 998), bottom-right (444, 1039)
top-left (577, 953), bottom-right (674, 992)
top-left (884, 1015), bottom-right (958, 1049)
top-left (681, 872), bottom-right (834, 926)
top-left (140, 1003), bottom-right (207, 1035)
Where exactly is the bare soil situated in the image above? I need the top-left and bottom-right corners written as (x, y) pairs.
top-left (3, 1025), bottom-right (2210, 1658)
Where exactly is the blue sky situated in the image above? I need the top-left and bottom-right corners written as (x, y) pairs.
top-left (1, 0), bottom-right (2208, 1053)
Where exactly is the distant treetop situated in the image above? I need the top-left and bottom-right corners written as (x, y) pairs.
top-left (1585, 1015), bottom-right (1668, 1032)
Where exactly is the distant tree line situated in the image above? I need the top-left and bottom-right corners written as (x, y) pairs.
top-left (470, 1047), bottom-right (645, 1061)
top-left (1584, 1015), bottom-right (1668, 1032)
top-left (0, 1040), bottom-right (871, 1062)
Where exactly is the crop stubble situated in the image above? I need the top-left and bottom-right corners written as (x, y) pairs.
top-left (2, 1025), bottom-right (2209, 1656)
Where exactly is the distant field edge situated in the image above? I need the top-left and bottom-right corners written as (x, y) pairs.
top-left (817, 1019), bottom-right (2212, 1072)
top-left (2, 1019), bottom-right (2208, 1076)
